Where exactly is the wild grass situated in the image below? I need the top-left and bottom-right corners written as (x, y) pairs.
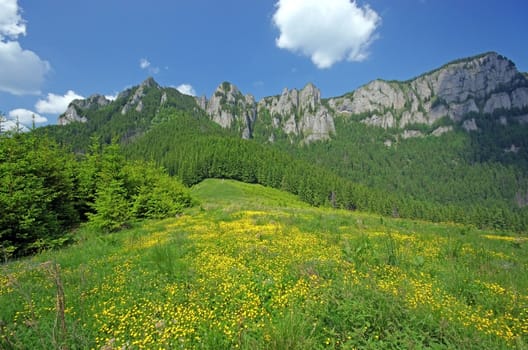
top-left (1, 179), bottom-right (527, 349)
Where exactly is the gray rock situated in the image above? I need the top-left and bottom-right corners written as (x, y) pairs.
top-left (58, 94), bottom-right (110, 125)
top-left (205, 82), bottom-right (257, 137)
top-left (483, 92), bottom-right (511, 114)
top-left (58, 105), bottom-right (87, 125)
top-left (402, 130), bottom-right (424, 139)
top-left (511, 87), bottom-right (528, 109)
top-left (195, 96), bottom-right (207, 110)
top-left (203, 82), bottom-right (335, 143)
top-left (361, 112), bottom-right (395, 129)
top-left (328, 52), bottom-right (528, 133)
top-left (505, 144), bottom-right (520, 153)
top-left (121, 77), bottom-right (160, 115)
top-left (431, 126), bottom-right (453, 136)
top-left (448, 99), bottom-right (479, 121)
top-left (462, 118), bottom-right (479, 131)
top-left (259, 83), bottom-right (335, 142)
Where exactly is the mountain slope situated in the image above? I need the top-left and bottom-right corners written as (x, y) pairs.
top-left (42, 77), bottom-right (205, 152)
top-left (40, 51), bottom-right (528, 231)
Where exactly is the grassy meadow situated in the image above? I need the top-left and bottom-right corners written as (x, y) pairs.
top-left (1, 179), bottom-right (527, 349)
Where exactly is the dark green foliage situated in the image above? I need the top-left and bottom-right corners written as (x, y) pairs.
top-left (0, 132), bottom-right (78, 258)
top-left (127, 162), bottom-right (193, 219)
top-left (84, 141), bottom-right (193, 232)
top-left (0, 131), bottom-right (194, 258)
top-left (88, 178), bottom-right (131, 232)
top-left (86, 142), bottom-right (131, 232)
top-left (124, 110), bottom-right (528, 231)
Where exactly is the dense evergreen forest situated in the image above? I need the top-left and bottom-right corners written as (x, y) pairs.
top-left (277, 115), bottom-right (528, 213)
top-left (124, 110), bottom-right (528, 232)
top-left (0, 127), bottom-right (192, 259)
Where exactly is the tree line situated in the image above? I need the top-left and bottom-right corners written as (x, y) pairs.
top-left (126, 111), bottom-right (528, 232)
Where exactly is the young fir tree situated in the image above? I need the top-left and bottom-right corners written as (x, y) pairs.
top-left (88, 142), bottom-right (131, 232)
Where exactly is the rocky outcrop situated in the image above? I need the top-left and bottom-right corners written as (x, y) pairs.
top-left (360, 112), bottom-right (395, 129)
top-left (257, 83), bottom-right (335, 143)
top-left (195, 96), bottom-right (207, 110)
top-left (431, 126), bottom-right (453, 136)
top-left (121, 77), bottom-right (160, 115)
top-left (462, 118), bottom-right (478, 132)
top-left (205, 82), bottom-right (256, 139)
top-left (328, 52), bottom-right (528, 130)
top-left (401, 130), bottom-right (424, 139)
top-left (58, 94), bottom-right (110, 125)
top-left (58, 105), bottom-right (87, 125)
top-left (202, 82), bottom-right (335, 143)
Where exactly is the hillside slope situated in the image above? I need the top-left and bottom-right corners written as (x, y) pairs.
top-left (1, 180), bottom-right (527, 349)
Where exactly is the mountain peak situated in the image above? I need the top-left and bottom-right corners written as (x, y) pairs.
top-left (140, 77), bottom-right (159, 89)
top-left (214, 81), bottom-right (239, 95)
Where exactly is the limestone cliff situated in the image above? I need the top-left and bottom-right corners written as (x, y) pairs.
top-left (120, 77), bottom-right (160, 115)
top-left (202, 82), bottom-right (335, 143)
top-left (257, 83), bottom-right (335, 143)
top-left (328, 52), bottom-right (528, 134)
top-left (205, 82), bottom-right (257, 139)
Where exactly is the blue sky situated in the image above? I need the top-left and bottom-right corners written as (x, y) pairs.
top-left (1, 0), bottom-right (527, 127)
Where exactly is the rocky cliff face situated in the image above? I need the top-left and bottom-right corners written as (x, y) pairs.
top-left (57, 52), bottom-right (528, 144)
top-left (328, 52), bottom-right (528, 134)
top-left (205, 82), bottom-right (256, 139)
top-left (202, 82), bottom-right (335, 143)
top-left (202, 53), bottom-right (527, 142)
top-left (257, 83), bottom-right (335, 143)
top-left (58, 94), bottom-right (110, 125)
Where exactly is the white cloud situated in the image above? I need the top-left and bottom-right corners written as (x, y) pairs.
top-left (139, 57), bottom-right (160, 74)
top-left (0, 0), bottom-right (26, 40)
top-left (139, 58), bottom-right (150, 69)
top-left (0, 37), bottom-right (50, 95)
top-left (105, 94), bottom-right (117, 101)
top-left (35, 90), bottom-right (84, 114)
top-left (176, 84), bottom-right (196, 96)
top-left (8, 108), bottom-right (47, 124)
top-left (273, 0), bottom-right (381, 69)
top-left (0, 0), bottom-right (50, 95)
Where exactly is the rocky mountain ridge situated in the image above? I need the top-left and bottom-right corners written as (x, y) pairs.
top-left (329, 52), bottom-right (528, 136)
top-left (58, 52), bottom-right (528, 143)
top-left (200, 52), bottom-right (528, 142)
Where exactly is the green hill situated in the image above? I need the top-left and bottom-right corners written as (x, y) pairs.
top-left (33, 63), bottom-right (528, 232)
top-left (1, 180), bottom-right (527, 349)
